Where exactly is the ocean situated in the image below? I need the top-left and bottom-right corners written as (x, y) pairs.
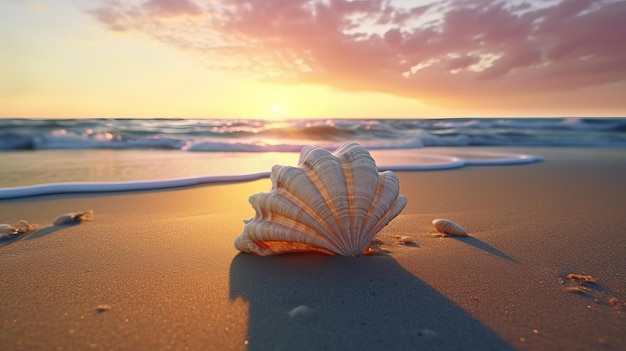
top-left (1, 117), bottom-right (624, 198)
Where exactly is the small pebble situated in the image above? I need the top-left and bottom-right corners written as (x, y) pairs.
top-left (417, 329), bottom-right (439, 340)
top-left (93, 304), bottom-right (112, 313)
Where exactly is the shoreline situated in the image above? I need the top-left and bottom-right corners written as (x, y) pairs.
top-left (0, 146), bottom-right (545, 190)
top-left (1, 147), bottom-right (625, 350)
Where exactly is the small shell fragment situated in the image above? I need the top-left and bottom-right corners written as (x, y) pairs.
top-left (362, 246), bottom-right (379, 256)
top-left (396, 236), bottom-right (416, 245)
top-left (432, 218), bottom-right (468, 236)
top-left (288, 305), bottom-right (317, 322)
top-left (53, 210), bottom-right (94, 226)
top-left (0, 220), bottom-right (39, 238)
top-left (567, 274), bottom-right (596, 285)
top-left (0, 223), bottom-right (15, 233)
top-left (0, 224), bottom-right (17, 238)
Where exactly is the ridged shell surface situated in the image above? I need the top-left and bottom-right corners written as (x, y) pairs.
top-left (235, 142), bottom-right (407, 256)
top-left (432, 218), bottom-right (468, 236)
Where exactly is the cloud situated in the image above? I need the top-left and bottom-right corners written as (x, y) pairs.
top-left (87, 0), bottom-right (626, 110)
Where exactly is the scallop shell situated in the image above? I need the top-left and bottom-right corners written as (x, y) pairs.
top-left (432, 218), bottom-right (468, 236)
top-left (235, 142), bottom-right (407, 256)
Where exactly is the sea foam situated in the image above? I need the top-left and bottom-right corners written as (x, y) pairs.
top-left (0, 150), bottom-right (541, 199)
top-left (1, 117), bottom-right (625, 152)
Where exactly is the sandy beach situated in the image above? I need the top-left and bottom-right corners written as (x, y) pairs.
top-left (1, 147), bottom-right (625, 351)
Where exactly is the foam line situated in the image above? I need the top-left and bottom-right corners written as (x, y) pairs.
top-left (462, 152), bottom-right (544, 165)
top-left (0, 151), bottom-right (542, 200)
top-left (0, 172), bottom-right (270, 200)
top-left (380, 156), bottom-right (465, 171)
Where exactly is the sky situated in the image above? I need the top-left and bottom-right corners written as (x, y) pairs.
top-left (1, 0), bottom-right (625, 119)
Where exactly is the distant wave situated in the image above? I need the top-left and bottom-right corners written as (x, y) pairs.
top-left (1, 117), bottom-right (625, 151)
top-left (0, 150), bottom-right (542, 199)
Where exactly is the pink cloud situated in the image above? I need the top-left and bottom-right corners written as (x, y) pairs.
top-left (142, 0), bottom-right (202, 17)
top-left (88, 0), bottom-right (626, 111)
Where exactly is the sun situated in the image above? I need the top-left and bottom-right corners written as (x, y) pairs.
top-left (271, 103), bottom-right (283, 114)
top-left (266, 103), bottom-right (287, 120)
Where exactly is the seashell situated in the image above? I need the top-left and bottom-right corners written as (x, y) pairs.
top-left (14, 220), bottom-right (39, 233)
top-left (53, 210), bottom-right (94, 226)
top-left (0, 224), bottom-right (18, 238)
top-left (0, 220), bottom-right (39, 239)
top-left (432, 218), bottom-right (468, 236)
top-left (396, 236), bottom-right (416, 245)
top-left (235, 142), bottom-right (407, 256)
